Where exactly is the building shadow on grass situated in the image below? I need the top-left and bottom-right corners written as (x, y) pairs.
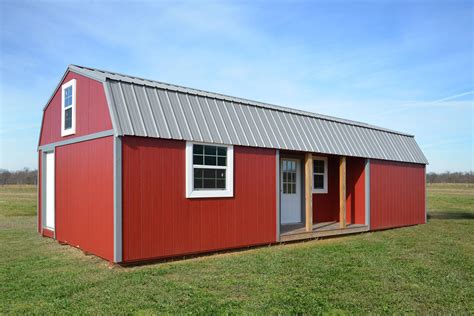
top-left (428, 211), bottom-right (474, 220)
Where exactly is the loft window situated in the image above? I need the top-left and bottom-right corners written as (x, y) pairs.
top-left (313, 156), bottom-right (328, 194)
top-left (186, 142), bottom-right (234, 198)
top-left (61, 79), bottom-right (76, 136)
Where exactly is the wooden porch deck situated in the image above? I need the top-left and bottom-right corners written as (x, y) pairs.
top-left (280, 221), bottom-right (369, 242)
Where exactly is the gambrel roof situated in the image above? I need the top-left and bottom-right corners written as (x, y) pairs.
top-left (57, 65), bottom-right (429, 164)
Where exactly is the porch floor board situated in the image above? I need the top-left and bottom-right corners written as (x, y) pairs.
top-left (280, 221), bottom-right (369, 242)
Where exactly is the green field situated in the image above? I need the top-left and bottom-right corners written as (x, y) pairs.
top-left (1, 184), bottom-right (473, 314)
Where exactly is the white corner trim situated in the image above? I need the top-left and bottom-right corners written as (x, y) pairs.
top-left (312, 155), bottom-right (328, 194)
top-left (113, 136), bottom-right (122, 263)
top-left (185, 141), bottom-right (234, 198)
top-left (365, 159), bottom-right (371, 229)
top-left (61, 79), bottom-right (76, 137)
top-left (276, 149), bottom-right (280, 241)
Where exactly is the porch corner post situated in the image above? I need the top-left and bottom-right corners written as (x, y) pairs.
top-left (305, 153), bottom-right (313, 232)
top-left (339, 156), bottom-right (347, 228)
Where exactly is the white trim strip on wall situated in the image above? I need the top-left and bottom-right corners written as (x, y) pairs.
top-left (114, 136), bottom-right (123, 263)
top-left (365, 159), bottom-right (371, 229)
top-left (38, 129), bottom-right (114, 152)
top-left (276, 149), bottom-right (280, 241)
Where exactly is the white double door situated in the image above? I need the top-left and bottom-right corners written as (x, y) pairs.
top-left (280, 158), bottom-right (302, 224)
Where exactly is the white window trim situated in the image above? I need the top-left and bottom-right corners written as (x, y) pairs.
top-left (61, 79), bottom-right (76, 137)
top-left (185, 141), bottom-right (234, 198)
top-left (312, 156), bottom-right (328, 194)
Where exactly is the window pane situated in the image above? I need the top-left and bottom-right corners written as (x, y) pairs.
top-left (65, 108), bottom-right (72, 129)
top-left (203, 179), bottom-right (215, 188)
top-left (217, 157), bottom-right (226, 166)
top-left (216, 179), bottom-right (226, 189)
top-left (217, 147), bottom-right (227, 156)
top-left (64, 86), bottom-right (72, 107)
top-left (193, 155), bottom-right (203, 165)
top-left (314, 160), bottom-right (324, 174)
top-left (194, 168), bottom-right (203, 178)
top-left (194, 167), bottom-right (226, 190)
top-left (314, 174), bottom-right (324, 189)
top-left (194, 178), bottom-right (203, 189)
top-left (193, 144), bottom-right (203, 155)
top-left (204, 145), bottom-right (216, 155)
top-left (204, 155), bottom-right (216, 166)
top-left (203, 169), bottom-right (215, 178)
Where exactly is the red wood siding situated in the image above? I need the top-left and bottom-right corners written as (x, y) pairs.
top-left (313, 156), bottom-right (365, 224)
top-left (39, 71), bottom-right (112, 146)
top-left (313, 155), bottom-right (339, 223)
top-left (122, 136), bottom-right (277, 262)
top-left (346, 157), bottom-right (365, 225)
top-left (370, 160), bottom-right (426, 230)
top-left (55, 136), bottom-right (114, 261)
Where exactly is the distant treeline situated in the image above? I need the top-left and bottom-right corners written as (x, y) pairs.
top-left (0, 168), bottom-right (38, 185)
top-left (427, 171), bottom-right (473, 184)
top-left (0, 169), bottom-right (472, 185)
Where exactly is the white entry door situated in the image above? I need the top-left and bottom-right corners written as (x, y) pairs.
top-left (44, 151), bottom-right (55, 230)
top-left (281, 159), bottom-right (301, 224)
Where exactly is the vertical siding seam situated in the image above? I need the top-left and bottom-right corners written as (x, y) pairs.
top-left (185, 93), bottom-right (204, 142)
top-left (165, 90), bottom-right (183, 139)
top-left (141, 86), bottom-right (160, 137)
top-left (117, 82), bottom-right (135, 135)
top-left (152, 88), bottom-right (172, 138)
top-left (130, 85), bottom-right (147, 137)
top-left (203, 97), bottom-right (223, 143)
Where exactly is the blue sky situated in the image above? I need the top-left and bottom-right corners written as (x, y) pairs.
top-left (0, 0), bottom-right (472, 172)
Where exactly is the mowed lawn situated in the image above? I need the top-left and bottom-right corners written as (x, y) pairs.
top-left (0, 184), bottom-right (473, 314)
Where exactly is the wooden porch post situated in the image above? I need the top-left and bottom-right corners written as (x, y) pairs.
top-left (305, 153), bottom-right (313, 232)
top-left (339, 156), bottom-right (347, 228)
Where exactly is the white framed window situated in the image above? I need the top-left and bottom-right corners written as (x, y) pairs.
top-left (312, 156), bottom-right (328, 194)
top-left (185, 142), bottom-right (234, 198)
top-left (61, 79), bottom-right (76, 136)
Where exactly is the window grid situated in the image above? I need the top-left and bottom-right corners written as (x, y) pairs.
top-left (192, 144), bottom-right (227, 190)
top-left (282, 160), bottom-right (297, 194)
top-left (313, 157), bottom-right (327, 193)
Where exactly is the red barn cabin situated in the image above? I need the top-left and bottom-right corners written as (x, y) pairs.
top-left (38, 65), bottom-right (428, 263)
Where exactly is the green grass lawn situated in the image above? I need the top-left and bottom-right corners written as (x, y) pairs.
top-left (1, 184), bottom-right (473, 314)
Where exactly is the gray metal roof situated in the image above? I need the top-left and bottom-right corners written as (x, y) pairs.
top-left (67, 65), bottom-right (428, 164)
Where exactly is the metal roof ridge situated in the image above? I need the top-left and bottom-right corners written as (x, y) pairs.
top-left (69, 64), bottom-right (414, 137)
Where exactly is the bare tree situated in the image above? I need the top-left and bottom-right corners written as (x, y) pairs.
top-left (427, 171), bottom-right (474, 184)
top-left (0, 168), bottom-right (38, 185)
